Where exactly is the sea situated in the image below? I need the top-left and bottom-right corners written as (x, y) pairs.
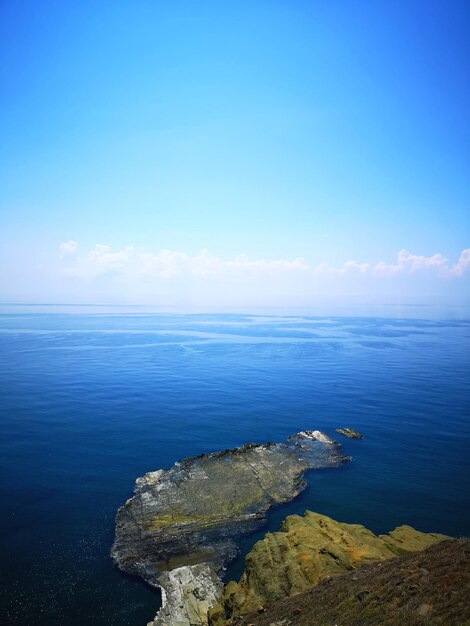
top-left (1, 305), bottom-right (469, 625)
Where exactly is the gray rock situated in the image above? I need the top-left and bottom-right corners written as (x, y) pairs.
top-left (112, 430), bottom-right (348, 625)
top-left (148, 564), bottom-right (223, 626)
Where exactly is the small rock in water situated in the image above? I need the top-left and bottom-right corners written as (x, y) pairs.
top-left (335, 427), bottom-right (364, 439)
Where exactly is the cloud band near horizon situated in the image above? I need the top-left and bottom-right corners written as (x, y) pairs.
top-left (59, 242), bottom-right (470, 280)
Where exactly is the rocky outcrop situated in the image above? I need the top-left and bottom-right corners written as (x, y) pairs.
top-left (233, 539), bottom-right (469, 625)
top-left (336, 427), bottom-right (364, 439)
top-left (112, 431), bottom-right (348, 625)
top-left (208, 511), bottom-right (450, 625)
top-left (149, 564), bottom-right (223, 626)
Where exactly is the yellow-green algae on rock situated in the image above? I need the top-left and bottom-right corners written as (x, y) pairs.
top-left (232, 539), bottom-right (469, 626)
top-left (208, 510), bottom-right (450, 625)
top-left (111, 431), bottom-right (348, 626)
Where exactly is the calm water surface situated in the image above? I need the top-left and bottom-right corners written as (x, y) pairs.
top-left (1, 306), bottom-right (469, 625)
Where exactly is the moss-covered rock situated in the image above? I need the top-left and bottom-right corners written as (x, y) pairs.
top-left (208, 511), bottom-right (449, 625)
top-left (235, 539), bottom-right (469, 626)
top-left (111, 431), bottom-right (348, 625)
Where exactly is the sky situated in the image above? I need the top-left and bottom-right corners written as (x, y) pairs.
top-left (0, 0), bottom-right (469, 307)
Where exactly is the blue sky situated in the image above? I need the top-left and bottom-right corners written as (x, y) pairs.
top-left (0, 0), bottom-right (469, 306)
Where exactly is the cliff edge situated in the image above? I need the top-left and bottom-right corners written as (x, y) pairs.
top-left (209, 511), bottom-right (451, 625)
top-left (232, 538), bottom-right (469, 625)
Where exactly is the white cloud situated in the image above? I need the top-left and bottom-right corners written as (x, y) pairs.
top-left (374, 249), bottom-right (448, 275)
top-left (60, 243), bottom-right (134, 278)
top-left (58, 243), bottom-right (470, 282)
top-left (58, 243), bottom-right (309, 280)
top-left (59, 240), bottom-right (79, 257)
top-left (323, 248), bottom-right (468, 278)
top-left (315, 260), bottom-right (371, 275)
top-left (225, 253), bottom-right (309, 274)
top-left (449, 248), bottom-right (470, 277)
top-left (137, 249), bottom-right (189, 278)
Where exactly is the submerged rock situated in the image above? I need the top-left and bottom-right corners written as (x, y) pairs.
top-left (336, 427), bottom-right (364, 439)
top-left (208, 510), bottom-right (450, 625)
top-left (112, 431), bottom-right (348, 625)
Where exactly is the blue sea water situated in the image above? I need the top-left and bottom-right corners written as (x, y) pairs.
top-left (0, 305), bottom-right (469, 625)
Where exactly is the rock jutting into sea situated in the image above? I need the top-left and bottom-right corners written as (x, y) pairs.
top-left (208, 510), bottom-right (451, 625)
top-left (111, 431), bottom-right (349, 626)
top-left (229, 538), bottom-right (468, 625)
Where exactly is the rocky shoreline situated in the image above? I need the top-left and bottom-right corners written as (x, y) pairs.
top-left (111, 429), bottom-right (468, 626)
top-left (112, 430), bottom-right (349, 625)
top-left (208, 511), bottom-right (450, 625)
top-left (233, 538), bottom-right (469, 625)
